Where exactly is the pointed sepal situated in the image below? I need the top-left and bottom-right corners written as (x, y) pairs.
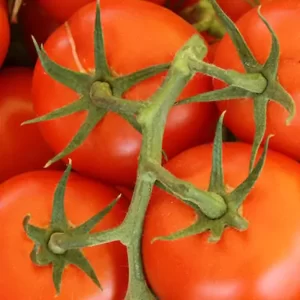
top-left (153, 115), bottom-right (271, 243)
top-left (23, 160), bottom-right (121, 295)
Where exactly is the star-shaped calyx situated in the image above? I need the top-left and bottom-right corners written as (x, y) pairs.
top-left (153, 111), bottom-right (272, 243)
top-left (23, 160), bottom-right (121, 294)
top-left (178, 0), bottom-right (295, 172)
top-left (22, 0), bottom-right (169, 168)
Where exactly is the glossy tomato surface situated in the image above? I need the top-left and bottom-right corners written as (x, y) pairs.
top-left (143, 142), bottom-right (300, 300)
top-left (0, 170), bottom-right (129, 299)
top-left (214, 0), bottom-right (300, 161)
top-left (36, 0), bottom-right (94, 22)
top-left (216, 0), bottom-right (253, 22)
top-left (0, 0), bottom-right (9, 67)
top-left (0, 67), bottom-right (63, 183)
top-left (32, 0), bottom-right (218, 186)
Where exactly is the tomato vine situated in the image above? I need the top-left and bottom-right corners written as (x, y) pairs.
top-left (23, 0), bottom-right (295, 299)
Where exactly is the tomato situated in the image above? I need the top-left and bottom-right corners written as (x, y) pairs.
top-left (0, 170), bottom-right (129, 299)
top-left (207, 41), bottom-right (219, 62)
top-left (145, 0), bottom-right (165, 5)
top-left (36, 0), bottom-right (94, 23)
top-left (32, 0), bottom-right (218, 186)
top-left (35, 0), bottom-right (185, 23)
top-left (0, 67), bottom-right (64, 183)
top-left (143, 142), bottom-right (300, 300)
top-left (216, 0), bottom-right (254, 22)
top-left (0, 0), bottom-right (9, 67)
top-left (216, 0), bottom-right (279, 22)
top-left (115, 185), bottom-right (133, 201)
top-left (18, 0), bottom-right (196, 63)
top-left (213, 0), bottom-right (300, 162)
top-left (18, 0), bottom-right (60, 63)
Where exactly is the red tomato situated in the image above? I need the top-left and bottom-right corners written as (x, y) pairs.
top-left (216, 0), bottom-right (253, 22)
top-left (0, 170), bottom-right (129, 299)
top-left (213, 0), bottom-right (300, 162)
top-left (18, 0), bottom-right (60, 63)
top-left (0, 67), bottom-right (64, 183)
top-left (145, 0), bottom-right (165, 5)
top-left (207, 41), bottom-right (219, 62)
top-left (0, 0), bottom-right (9, 67)
top-left (216, 0), bottom-right (278, 22)
top-left (32, 0), bottom-right (218, 186)
top-left (143, 142), bottom-right (300, 300)
top-left (36, 0), bottom-right (94, 23)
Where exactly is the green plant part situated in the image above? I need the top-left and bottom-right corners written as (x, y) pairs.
top-left (42, 35), bottom-right (268, 299)
top-left (179, 0), bottom-right (226, 39)
top-left (22, 2), bottom-right (169, 167)
top-left (177, 0), bottom-right (295, 171)
top-left (23, 160), bottom-right (122, 294)
top-left (22, 1), bottom-right (295, 299)
top-left (153, 112), bottom-right (272, 243)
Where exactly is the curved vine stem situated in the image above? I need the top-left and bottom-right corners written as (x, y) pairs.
top-left (23, 1), bottom-right (294, 299)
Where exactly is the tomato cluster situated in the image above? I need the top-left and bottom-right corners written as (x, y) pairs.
top-left (1, 0), bottom-right (300, 300)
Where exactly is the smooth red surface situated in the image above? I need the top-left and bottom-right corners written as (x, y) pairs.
top-left (143, 142), bottom-right (300, 300)
top-left (0, 67), bottom-right (63, 183)
top-left (32, 0), bottom-right (218, 186)
top-left (0, 170), bottom-right (129, 299)
top-left (0, 0), bottom-right (9, 67)
top-left (216, 0), bottom-right (253, 22)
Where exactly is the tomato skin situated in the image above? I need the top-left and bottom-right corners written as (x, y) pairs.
top-left (0, 170), bottom-right (128, 299)
top-left (32, 0), bottom-right (218, 186)
top-left (36, 0), bottom-right (94, 22)
top-left (0, 0), bottom-right (9, 67)
top-left (0, 67), bottom-right (64, 183)
top-left (216, 0), bottom-right (253, 22)
top-left (207, 41), bottom-right (219, 62)
top-left (18, 0), bottom-right (60, 63)
top-left (213, 0), bottom-right (300, 162)
top-left (143, 142), bottom-right (300, 300)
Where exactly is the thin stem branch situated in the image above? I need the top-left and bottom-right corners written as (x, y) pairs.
top-left (146, 161), bottom-right (226, 219)
top-left (48, 227), bottom-right (122, 252)
top-left (90, 81), bottom-right (145, 114)
top-left (188, 59), bottom-right (267, 93)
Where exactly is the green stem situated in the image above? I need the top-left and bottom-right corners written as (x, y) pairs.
top-left (188, 60), bottom-right (267, 93)
top-left (146, 161), bottom-right (226, 219)
top-left (208, 18), bottom-right (227, 39)
top-left (120, 39), bottom-right (200, 299)
top-left (90, 81), bottom-right (145, 114)
top-left (121, 173), bottom-right (156, 299)
top-left (48, 228), bottom-right (122, 251)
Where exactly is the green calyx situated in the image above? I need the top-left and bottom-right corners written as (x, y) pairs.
top-left (178, 0), bottom-right (295, 172)
top-left (153, 112), bottom-right (271, 243)
top-left (23, 160), bottom-right (122, 294)
top-left (21, 0), bottom-right (169, 168)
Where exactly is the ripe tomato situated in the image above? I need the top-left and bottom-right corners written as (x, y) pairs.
top-left (216, 0), bottom-right (254, 22)
top-left (0, 67), bottom-right (64, 183)
top-left (18, 0), bottom-right (60, 63)
top-left (32, 0), bottom-right (218, 186)
top-left (207, 41), bottom-right (219, 62)
top-left (213, 0), bottom-right (300, 162)
top-left (0, 0), bottom-right (9, 67)
top-left (36, 0), bottom-right (94, 22)
top-left (35, 0), bottom-right (180, 23)
top-left (0, 170), bottom-right (129, 299)
top-left (143, 142), bottom-right (300, 300)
